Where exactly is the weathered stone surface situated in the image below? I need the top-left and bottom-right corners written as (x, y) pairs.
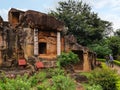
top-left (0, 8), bottom-right (96, 72)
top-left (38, 31), bottom-right (57, 56)
top-left (9, 8), bottom-right (64, 31)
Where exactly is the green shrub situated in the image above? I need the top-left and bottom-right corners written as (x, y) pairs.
top-left (84, 84), bottom-right (102, 90)
top-left (116, 80), bottom-right (120, 90)
top-left (116, 55), bottom-right (120, 61)
top-left (46, 68), bottom-right (65, 78)
top-left (88, 66), bottom-right (119, 90)
top-left (0, 74), bottom-right (31, 90)
top-left (0, 72), bottom-right (47, 90)
top-left (28, 71), bottom-right (46, 87)
top-left (114, 60), bottom-right (120, 66)
top-left (37, 75), bottom-right (76, 90)
top-left (57, 51), bottom-right (79, 67)
top-left (89, 44), bottom-right (112, 58)
top-left (97, 58), bottom-right (105, 62)
top-left (97, 58), bottom-right (120, 67)
top-left (52, 75), bottom-right (76, 90)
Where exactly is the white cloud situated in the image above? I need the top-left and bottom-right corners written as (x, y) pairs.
top-left (93, 0), bottom-right (109, 9)
top-left (91, 0), bottom-right (120, 9)
top-left (98, 12), bottom-right (120, 30)
top-left (0, 9), bottom-right (8, 21)
top-left (84, 0), bottom-right (120, 30)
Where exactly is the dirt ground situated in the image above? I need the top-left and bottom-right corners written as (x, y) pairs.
top-left (112, 65), bottom-right (120, 75)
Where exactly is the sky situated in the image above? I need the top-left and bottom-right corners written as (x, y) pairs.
top-left (0, 0), bottom-right (120, 31)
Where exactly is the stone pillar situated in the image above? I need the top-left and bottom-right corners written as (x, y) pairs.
top-left (57, 32), bottom-right (61, 55)
top-left (83, 51), bottom-right (91, 71)
top-left (34, 28), bottom-right (39, 56)
top-left (0, 51), bottom-right (2, 66)
top-left (0, 35), bottom-right (3, 65)
top-left (23, 28), bottom-right (34, 59)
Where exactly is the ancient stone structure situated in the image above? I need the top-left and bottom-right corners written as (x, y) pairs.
top-left (0, 8), bottom-right (96, 72)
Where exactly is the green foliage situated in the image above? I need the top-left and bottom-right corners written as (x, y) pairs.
top-left (107, 36), bottom-right (120, 58)
top-left (89, 43), bottom-right (112, 58)
top-left (88, 64), bottom-right (120, 90)
top-left (84, 84), bottom-right (102, 90)
top-left (114, 28), bottom-right (120, 37)
top-left (37, 75), bottom-right (76, 90)
top-left (97, 58), bottom-right (120, 67)
top-left (51, 75), bottom-right (76, 90)
top-left (49, 0), bottom-right (113, 46)
top-left (114, 60), bottom-right (120, 66)
top-left (81, 63), bottom-right (120, 90)
top-left (0, 68), bottom-right (75, 90)
top-left (116, 80), bottom-right (120, 90)
top-left (116, 55), bottom-right (120, 61)
top-left (97, 58), bottom-right (105, 62)
top-left (46, 68), bottom-right (65, 77)
top-left (0, 74), bottom-right (31, 90)
top-left (0, 71), bottom-right (47, 90)
top-left (80, 72), bottom-right (93, 79)
top-left (57, 51), bottom-right (79, 67)
top-left (28, 71), bottom-right (47, 87)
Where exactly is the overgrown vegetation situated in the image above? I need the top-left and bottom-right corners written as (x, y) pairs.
top-left (0, 68), bottom-right (76, 90)
top-left (0, 74), bottom-right (31, 90)
top-left (81, 63), bottom-right (120, 90)
top-left (57, 51), bottom-right (79, 67)
top-left (1, 57), bottom-right (120, 90)
top-left (49, 0), bottom-right (113, 47)
top-left (37, 75), bottom-right (76, 90)
top-left (83, 84), bottom-right (102, 90)
top-left (48, 0), bottom-right (120, 59)
top-left (97, 58), bottom-right (120, 66)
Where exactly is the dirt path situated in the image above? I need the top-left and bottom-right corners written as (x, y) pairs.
top-left (111, 65), bottom-right (120, 75)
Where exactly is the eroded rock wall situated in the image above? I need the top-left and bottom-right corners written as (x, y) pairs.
top-left (38, 30), bottom-right (57, 59)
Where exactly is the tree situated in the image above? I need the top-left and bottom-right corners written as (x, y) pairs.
top-left (49, 0), bottom-right (113, 46)
top-left (88, 43), bottom-right (112, 58)
top-left (108, 36), bottom-right (120, 59)
top-left (114, 28), bottom-right (120, 36)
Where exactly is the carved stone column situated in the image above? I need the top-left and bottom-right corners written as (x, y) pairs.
top-left (0, 35), bottom-right (4, 66)
top-left (24, 28), bottom-right (34, 58)
top-left (0, 51), bottom-right (2, 66)
top-left (57, 32), bottom-right (61, 56)
top-left (83, 51), bottom-right (91, 71)
top-left (34, 28), bottom-right (39, 56)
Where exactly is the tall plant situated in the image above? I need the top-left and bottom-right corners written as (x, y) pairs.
top-left (88, 64), bottom-right (120, 90)
top-left (49, 0), bottom-right (113, 46)
top-left (57, 51), bottom-right (79, 67)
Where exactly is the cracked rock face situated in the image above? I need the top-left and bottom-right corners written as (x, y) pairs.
top-left (0, 8), bottom-right (96, 72)
top-left (9, 8), bottom-right (64, 31)
top-left (0, 8), bottom-right (65, 68)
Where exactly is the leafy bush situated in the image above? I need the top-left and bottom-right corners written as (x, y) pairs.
top-left (84, 84), bottom-right (102, 90)
top-left (97, 58), bottom-right (105, 62)
top-left (28, 71), bottom-right (46, 87)
top-left (46, 68), bottom-right (65, 78)
top-left (87, 64), bottom-right (120, 90)
top-left (116, 55), bottom-right (120, 61)
top-left (97, 58), bottom-right (120, 67)
top-left (89, 44), bottom-right (112, 58)
top-left (0, 71), bottom-right (47, 90)
top-left (116, 80), bottom-right (120, 90)
top-left (0, 74), bottom-right (31, 90)
top-left (114, 60), bottom-right (120, 66)
top-left (52, 75), bottom-right (76, 90)
top-left (57, 51), bottom-right (79, 67)
top-left (0, 68), bottom-right (76, 90)
top-left (37, 75), bottom-right (76, 90)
